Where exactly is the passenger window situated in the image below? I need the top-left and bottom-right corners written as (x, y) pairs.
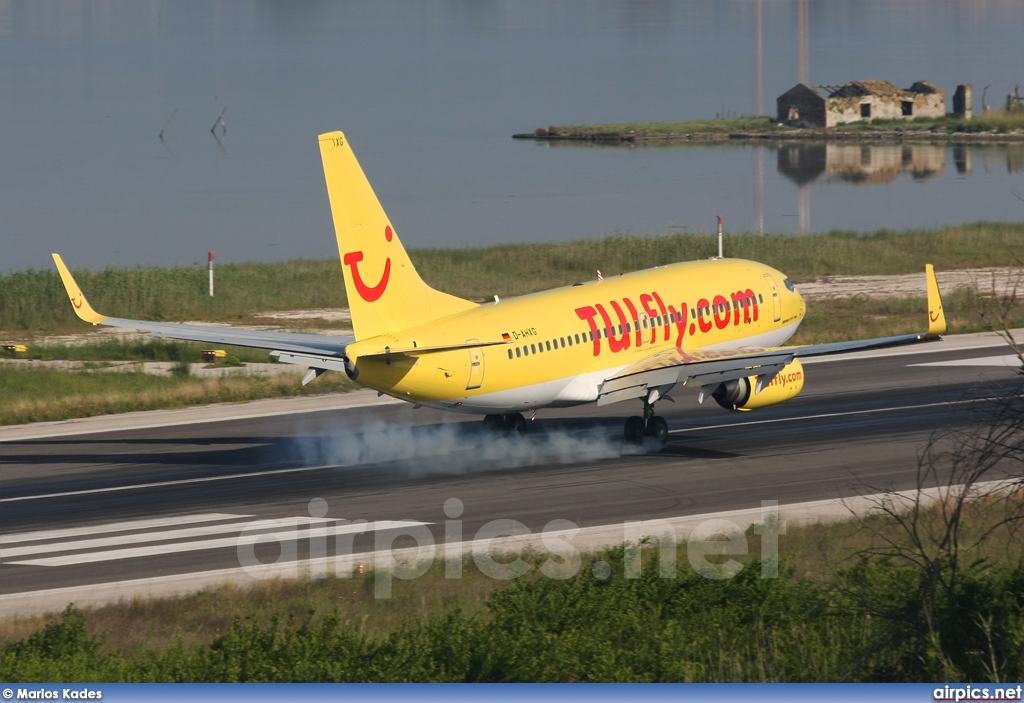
top-left (568, 336), bottom-right (573, 347)
top-left (507, 349), bottom-right (513, 359)
top-left (758, 294), bottom-right (764, 303)
top-left (531, 343), bottom-right (536, 354)
top-left (545, 340), bottom-right (551, 351)
top-left (516, 347), bottom-right (521, 358)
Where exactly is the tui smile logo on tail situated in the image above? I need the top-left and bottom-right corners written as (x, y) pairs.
top-left (343, 225), bottom-right (393, 302)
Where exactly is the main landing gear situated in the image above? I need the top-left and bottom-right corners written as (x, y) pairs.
top-left (482, 413), bottom-right (527, 434)
top-left (624, 398), bottom-right (668, 445)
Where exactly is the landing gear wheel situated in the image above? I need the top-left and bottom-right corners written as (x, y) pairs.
top-left (482, 414), bottom-right (504, 431)
top-left (645, 416), bottom-right (668, 445)
top-left (624, 416), bottom-right (645, 444)
top-left (503, 412), bottom-right (527, 434)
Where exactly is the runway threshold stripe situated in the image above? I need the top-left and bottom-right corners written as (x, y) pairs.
top-left (669, 396), bottom-right (993, 435)
top-left (0, 517), bottom-right (334, 558)
top-left (0, 513), bottom-right (250, 546)
top-left (6, 520), bottom-right (431, 568)
top-left (0, 464), bottom-right (341, 504)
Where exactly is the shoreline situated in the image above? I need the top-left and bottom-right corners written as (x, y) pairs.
top-left (514, 124), bottom-right (1024, 146)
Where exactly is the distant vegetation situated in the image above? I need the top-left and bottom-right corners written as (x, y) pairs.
top-left (3, 222), bottom-right (1023, 335)
top-left (530, 116), bottom-right (779, 138)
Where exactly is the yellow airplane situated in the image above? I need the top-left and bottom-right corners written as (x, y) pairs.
top-left (53, 130), bottom-right (947, 445)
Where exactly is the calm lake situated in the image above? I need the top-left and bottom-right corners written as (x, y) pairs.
top-left (2, 0), bottom-right (1023, 272)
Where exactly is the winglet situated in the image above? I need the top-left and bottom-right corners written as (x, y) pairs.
top-left (51, 254), bottom-right (108, 325)
top-left (926, 263), bottom-right (946, 336)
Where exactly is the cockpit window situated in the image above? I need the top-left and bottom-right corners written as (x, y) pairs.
top-left (783, 278), bottom-right (795, 292)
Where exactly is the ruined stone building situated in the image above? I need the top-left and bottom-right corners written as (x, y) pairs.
top-left (777, 80), bottom-right (946, 128)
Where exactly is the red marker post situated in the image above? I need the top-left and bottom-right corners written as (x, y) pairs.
top-left (208, 251), bottom-right (214, 297)
top-left (716, 215), bottom-right (723, 259)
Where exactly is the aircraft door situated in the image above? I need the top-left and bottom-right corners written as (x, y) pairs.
top-left (764, 273), bottom-right (782, 322)
top-left (466, 339), bottom-right (484, 390)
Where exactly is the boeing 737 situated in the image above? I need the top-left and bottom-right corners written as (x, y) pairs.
top-left (52, 130), bottom-right (947, 445)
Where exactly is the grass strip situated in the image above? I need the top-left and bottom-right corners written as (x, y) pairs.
top-left (2, 286), bottom-right (1019, 424)
top-left (0, 366), bottom-right (357, 425)
top-left (3, 222), bottom-right (1024, 335)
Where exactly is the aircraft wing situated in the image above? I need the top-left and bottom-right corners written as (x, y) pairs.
top-left (597, 264), bottom-right (946, 406)
top-left (52, 254), bottom-right (352, 359)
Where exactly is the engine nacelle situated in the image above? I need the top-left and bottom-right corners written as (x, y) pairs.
top-left (711, 358), bottom-right (805, 411)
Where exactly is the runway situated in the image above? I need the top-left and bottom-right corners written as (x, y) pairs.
top-left (1, 333), bottom-right (1020, 610)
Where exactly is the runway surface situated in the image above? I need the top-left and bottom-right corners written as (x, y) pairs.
top-left (1, 337), bottom-right (1021, 604)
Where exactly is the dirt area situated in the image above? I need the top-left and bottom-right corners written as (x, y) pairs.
top-left (0, 358), bottom-right (295, 378)
top-left (794, 267), bottom-right (1021, 299)
top-left (253, 308), bottom-right (351, 323)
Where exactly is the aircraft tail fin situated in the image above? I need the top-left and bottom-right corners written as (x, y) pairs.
top-left (318, 131), bottom-right (476, 340)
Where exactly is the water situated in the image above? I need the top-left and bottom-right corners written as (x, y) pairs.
top-left (2, 0), bottom-right (1023, 273)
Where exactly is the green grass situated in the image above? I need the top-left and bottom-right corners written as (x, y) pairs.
top-left (0, 366), bottom-right (357, 425)
top-left (5, 222), bottom-right (1020, 336)
top-left (0, 260), bottom-right (347, 335)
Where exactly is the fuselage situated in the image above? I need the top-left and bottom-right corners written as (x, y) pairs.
top-left (344, 258), bottom-right (806, 414)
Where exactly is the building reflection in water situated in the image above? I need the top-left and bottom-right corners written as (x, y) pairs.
top-left (778, 142), bottom-right (1024, 189)
top-left (777, 143), bottom-right (947, 186)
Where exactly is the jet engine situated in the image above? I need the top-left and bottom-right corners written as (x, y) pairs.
top-left (710, 358), bottom-right (804, 411)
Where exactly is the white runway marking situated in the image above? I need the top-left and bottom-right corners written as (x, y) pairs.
top-left (669, 397), bottom-right (989, 435)
top-left (909, 354), bottom-right (1020, 368)
top-left (3, 519), bottom-right (431, 568)
top-left (0, 464), bottom-right (340, 504)
top-left (1, 517), bottom-right (332, 558)
top-left (0, 513), bottom-right (249, 545)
